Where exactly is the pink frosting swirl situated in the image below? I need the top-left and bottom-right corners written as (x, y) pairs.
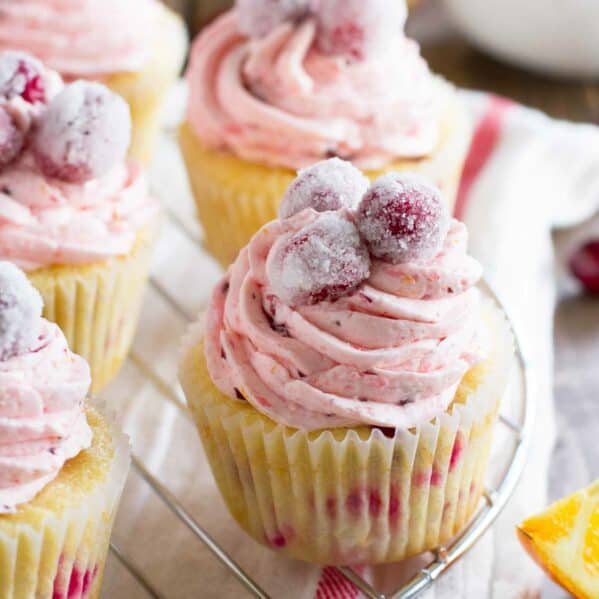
top-left (204, 210), bottom-right (486, 431)
top-left (0, 0), bottom-right (163, 77)
top-left (187, 11), bottom-right (439, 170)
top-left (0, 155), bottom-right (157, 271)
top-left (0, 320), bottom-right (92, 512)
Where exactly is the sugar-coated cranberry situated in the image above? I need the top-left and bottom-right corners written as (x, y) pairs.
top-left (315, 0), bottom-right (407, 60)
top-left (0, 107), bottom-right (25, 168)
top-left (32, 81), bottom-right (131, 183)
top-left (569, 240), bottom-right (599, 294)
top-left (357, 173), bottom-right (449, 264)
top-left (268, 212), bottom-right (370, 306)
top-left (0, 262), bottom-right (43, 361)
top-left (0, 51), bottom-right (46, 103)
top-left (237, 0), bottom-right (310, 38)
top-left (279, 157), bottom-right (369, 219)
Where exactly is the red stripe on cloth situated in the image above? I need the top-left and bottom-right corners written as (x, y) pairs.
top-left (316, 567), bottom-right (359, 599)
top-left (454, 95), bottom-right (514, 220)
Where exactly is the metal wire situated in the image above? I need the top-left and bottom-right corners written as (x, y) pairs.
top-left (110, 210), bottom-right (533, 599)
top-left (131, 456), bottom-right (271, 599)
top-left (110, 542), bottom-right (167, 599)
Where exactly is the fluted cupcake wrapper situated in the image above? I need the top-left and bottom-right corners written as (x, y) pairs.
top-left (106, 5), bottom-right (187, 164)
top-left (180, 301), bottom-right (513, 565)
top-left (27, 228), bottom-right (154, 394)
top-left (0, 407), bottom-right (131, 599)
top-left (178, 78), bottom-right (471, 268)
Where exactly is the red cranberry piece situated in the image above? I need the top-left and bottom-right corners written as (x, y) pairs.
top-left (236, 0), bottom-right (310, 38)
top-left (570, 240), bottom-right (599, 294)
top-left (0, 51), bottom-right (46, 103)
top-left (279, 157), bottom-right (369, 219)
top-left (268, 212), bottom-right (370, 306)
top-left (316, 0), bottom-right (407, 60)
top-left (357, 173), bottom-right (450, 264)
top-left (32, 81), bottom-right (131, 183)
top-left (0, 107), bottom-right (25, 168)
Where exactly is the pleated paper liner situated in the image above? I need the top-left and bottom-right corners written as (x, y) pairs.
top-left (27, 227), bottom-right (154, 394)
top-left (106, 4), bottom-right (188, 164)
top-left (0, 407), bottom-right (130, 599)
top-left (180, 299), bottom-right (513, 565)
top-left (178, 77), bottom-right (471, 268)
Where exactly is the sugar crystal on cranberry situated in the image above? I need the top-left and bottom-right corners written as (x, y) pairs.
top-left (357, 173), bottom-right (449, 264)
top-left (0, 262), bottom-right (43, 361)
top-left (315, 0), bottom-right (407, 60)
top-left (268, 212), bottom-right (370, 306)
top-left (32, 81), bottom-right (131, 183)
top-left (279, 157), bottom-right (369, 219)
top-left (0, 51), bottom-right (46, 104)
top-left (237, 0), bottom-right (310, 38)
top-left (0, 107), bottom-right (25, 168)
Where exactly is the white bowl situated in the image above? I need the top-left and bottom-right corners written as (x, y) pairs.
top-left (441, 0), bottom-right (599, 79)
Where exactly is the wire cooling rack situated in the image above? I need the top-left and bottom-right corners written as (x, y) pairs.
top-left (98, 129), bottom-right (534, 599)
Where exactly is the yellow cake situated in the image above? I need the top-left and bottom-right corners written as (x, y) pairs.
top-left (0, 409), bottom-right (130, 599)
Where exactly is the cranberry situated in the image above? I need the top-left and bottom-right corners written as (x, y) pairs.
top-left (570, 240), bottom-right (599, 294)
top-left (0, 51), bottom-right (46, 103)
top-left (236, 0), bottom-right (310, 38)
top-left (268, 212), bottom-right (370, 306)
top-left (32, 81), bottom-right (131, 183)
top-left (315, 0), bottom-right (407, 60)
top-left (357, 173), bottom-right (449, 264)
top-left (0, 106), bottom-right (25, 168)
top-left (279, 157), bottom-right (369, 219)
top-left (0, 262), bottom-right (43, 361)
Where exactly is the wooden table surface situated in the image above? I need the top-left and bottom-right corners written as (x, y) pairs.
top-left (166, 2), bottom-right (599, 597)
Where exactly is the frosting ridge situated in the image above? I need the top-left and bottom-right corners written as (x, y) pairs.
top-left (186, 10), bottom-right (439, 170)
top-left (0, 319), bottom-right (92, 512)
top-left (0, 0), bottom-right (162, 76)
top-left (204, 210), bottom-right (485, 431)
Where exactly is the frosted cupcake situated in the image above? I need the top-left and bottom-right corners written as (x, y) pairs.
top-left (0, 0), bottom-right (187, 163)
top-left (180, 0), bottom-right (471, 267)
top-left (180, 159), bottom-right (513, 565)
top-left (0, 52), bottom-right (159, 392)
top-left (0, 262), bottom-right (130, 598)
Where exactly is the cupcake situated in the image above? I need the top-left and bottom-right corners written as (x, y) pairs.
top-left (180, 160), bottom-right (513, 565)
top-left (180, 0), bottom-right (471, 267)
top-left (0, 0), bottom-right (188, 164)
top-left (0, 262), bottom-right (130, 598)
top-left (0, 52), bottom-right (159, 393)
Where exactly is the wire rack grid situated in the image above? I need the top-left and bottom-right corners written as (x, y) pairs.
top-left (98, 133), bottom-right (534, 599)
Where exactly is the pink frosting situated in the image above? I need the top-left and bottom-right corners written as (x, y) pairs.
top-left (0, 320), bottom-right (92, 512)
top-left (204, 210), bottom-right (486, 431)
top-left (0, 79), bottom-right (158, 271)
top-left (0, 0), bottom-right (163, 77)
top-left (186, 11), bottom-right (440, 170)
top-left (0, 155), bottom-right (157, 271)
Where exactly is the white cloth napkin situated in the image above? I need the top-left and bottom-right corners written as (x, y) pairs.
top-left (100, 89), bottom-right (599, 599)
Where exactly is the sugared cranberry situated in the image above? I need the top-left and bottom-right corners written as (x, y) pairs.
top-left (279, 157), bottom-right (369, 219)
top-left (0, 107), bottom-right (25, 168)
top-left (32, 81), bottom-right (131, 183)
top-left (356, 173), bottom-right (449, 264)
top-left (268, 212), bottom-right (370, 306)
top-left (315, 0), bottom-right (407, 60)
top-left (0, 51), bottom-right (46, 103)
top-left (570, 240), bottom-right (599, 294)
top-left (0, 261), bottom-right (43, 361)
top-left (236, 0), bottom-right (310, 38)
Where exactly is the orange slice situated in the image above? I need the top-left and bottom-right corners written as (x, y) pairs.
top-left (517, 480), bottom-right (599, 599)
